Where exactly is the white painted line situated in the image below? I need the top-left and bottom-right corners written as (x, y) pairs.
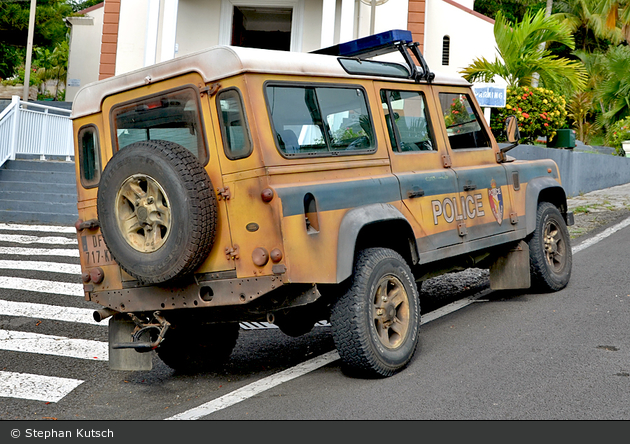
top-left (165, 350), bottom-right (340, 420)
top-left (0, 329), bottom-right (108, 361)
top-left (0, 223), bottom-right (76, 234)
top-left (0, 246), bottom-right (79, 257)
top-left (0, 300), bottom-right (103, 326)
top-left (0, 260), bottom-right (81, 275)
top-left (0, 276), bottom-right (83, 297)
top-left (0, 371), bottom-right (83, 403)
top-left (572, 215), bottom-right (630, 254)
top-left (0, 233), bottom-right (77, 245)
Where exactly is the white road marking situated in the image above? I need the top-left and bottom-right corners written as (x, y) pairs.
top-left (0, 260), bottom-right (81, 275)
top-left (0, 223), bottom-right (76, 234)
top-left (0, 276), bottom-right (83, 297)
top-left (0, 330), bottom-right (108, 361)
top-left (0, 299), bottom-right (102, 326)
top-left (165, 350), bottom-right (341, 420)
top-left (0, 371), bottom-right (83, 403)
top-left (0, 233), bottom-right (77, 245)
top-left (572, 215), bottom-right (630, 254)
top-left (0, 246), bottom-right (79, 257)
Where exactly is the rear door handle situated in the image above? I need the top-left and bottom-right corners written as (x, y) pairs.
top-left (463, 182), bottom-right (477, 191)
top-left (407, 188), bottom-right (425, 198)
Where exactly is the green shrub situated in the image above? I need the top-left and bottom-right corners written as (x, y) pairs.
top-left (491, 86), bottom-right (567, 144)
top-left (604, 116), bottom-right (630, 156)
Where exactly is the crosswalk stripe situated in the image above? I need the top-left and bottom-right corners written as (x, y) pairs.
top-left (0, 276), bottom-right (83, 297)
top-left (0, 246), bottom-right (80, 257)
top-left (0, 260), bottom-right (81, 275)
top-left (0, 223), bottom-right (76, 234)
top-left (0, 300), bottom-right (102, 326)
top-left (0, 233), bottom-right (77, 245)
top-left (0, 371), bottom-right (84, 403)
top-left (0, 330), bottom-right (108, 361)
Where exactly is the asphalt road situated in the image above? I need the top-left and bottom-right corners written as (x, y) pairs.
top-left (0, 204), bottom-right (629, 422)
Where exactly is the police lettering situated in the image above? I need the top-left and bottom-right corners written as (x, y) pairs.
top-left (431, 194), bottom-right (485, 225)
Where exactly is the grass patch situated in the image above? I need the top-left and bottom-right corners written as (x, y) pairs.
top-left (573, 205), bottom-right (592, 214)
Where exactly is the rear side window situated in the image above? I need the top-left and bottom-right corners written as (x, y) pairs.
top-left (438, 92), bottom-right (490, 150)
top-left (78, 125), bottom-right (101, 188)
top-left (217, 88), bottom-right (252, 160)
top-left (265, 84), bottom-right (376, 157)
top-left (111, 87), bottom-right (207, 164)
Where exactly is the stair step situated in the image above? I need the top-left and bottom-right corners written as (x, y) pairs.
top-left (0, 180), bottom-right (77, 194)
top-left (0, 198), bottom-right (78, 215)
top-left (0, 209), bottom-right (77, 226)
top-left (2, 159), bottom-right (76, 173)
top-left (0, 169), bottom-right (76, 184)
top-left (0, 190), bottom-right (77, 204)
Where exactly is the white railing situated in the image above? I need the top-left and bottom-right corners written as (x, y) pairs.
top-left (0, 95), bottom-right (73, 169)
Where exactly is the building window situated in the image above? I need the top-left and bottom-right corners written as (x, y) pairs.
top-left (442, 36), bottom-right (450, 66)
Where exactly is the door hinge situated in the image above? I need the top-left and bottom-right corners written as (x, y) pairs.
top-left (225, 244), bottom-right (240, 260)
top-left (442, 154), bottom-right (452, 168)
top-left (457, 221), bottom-right (467, 236)
top-left (217, 186), bottom-right (231, 201)
top-left (200, 82), bottom-right (221, 97)
top-left (510, 212), bottom-right (519, 225)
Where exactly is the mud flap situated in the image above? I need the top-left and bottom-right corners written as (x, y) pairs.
top-left (489, 240), bottom-right (531, 290)
top-left (108, 314), bottom-right (153, 371)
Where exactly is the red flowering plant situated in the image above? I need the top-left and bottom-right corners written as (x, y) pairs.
top-left (491, 86), bottom-right (567, 145)
top-left (444, 96), bottom-right (472, 128)
top-left (604, 116), bottom-right (630, 156)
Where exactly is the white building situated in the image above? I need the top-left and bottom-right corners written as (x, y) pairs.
top-left (65, 0), bottom-right (497, 101)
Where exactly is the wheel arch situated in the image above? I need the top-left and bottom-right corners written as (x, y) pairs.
top-left (525, 177), bottom-right (568, 235)
top-left (336, 204), bottom-right (417, 283)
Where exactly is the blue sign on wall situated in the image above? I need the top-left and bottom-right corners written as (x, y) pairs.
top-left (472, 83), bottom-right (506, 108)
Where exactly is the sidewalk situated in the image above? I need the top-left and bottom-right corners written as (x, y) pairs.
top-left (566, 182), bottom-right (630, 239)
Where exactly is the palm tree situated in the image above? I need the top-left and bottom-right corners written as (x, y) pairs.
top-left (598, 0), bottom-right (630, 43)
top-left (595, 45), bottom-right (630, 128)
top-left (460, 9), bottom-right (588, 93)
top-left (555, 0), bottom-right (623, 49)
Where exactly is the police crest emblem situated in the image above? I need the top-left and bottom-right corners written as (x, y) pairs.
top-left (488, 179), bottom-right (503, 225)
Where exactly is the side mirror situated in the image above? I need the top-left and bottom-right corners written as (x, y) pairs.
top-left (505, 115), bottom-right (520, 143)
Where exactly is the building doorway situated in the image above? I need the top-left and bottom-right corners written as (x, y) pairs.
top-left (231, 6), bottom-right (292, 51)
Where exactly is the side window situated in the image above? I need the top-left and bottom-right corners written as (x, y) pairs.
top-left (266, 84), bottom-right (375, 157)
top-left (380, 90), bottom-right (436, 152)
top-left (111, 87), bottom-right (207, 164)
top-left (78, 125), bottom-right (101, 188)
top-left (217, 89), bottom-right (252, 160)
top-left (438, 92), bottom-right (490, 150)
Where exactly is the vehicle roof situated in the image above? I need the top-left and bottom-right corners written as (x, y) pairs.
top-left (71, 45), bottom-right (471, 119)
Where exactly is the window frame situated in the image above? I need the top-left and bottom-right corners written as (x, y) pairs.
top-left (109, 85), bottom-right (209, 165)
top-left (380, 89), bottom-right (437, 154)
top-left (77, 124), bottom-right (102, 189)
top-left (263, 81), bottom-right (377, 159)
top-left (216, 87), bottom-right (254, 160)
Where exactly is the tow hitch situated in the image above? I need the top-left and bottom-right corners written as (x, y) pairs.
top-left (112, 311), bottom-right (170, 353)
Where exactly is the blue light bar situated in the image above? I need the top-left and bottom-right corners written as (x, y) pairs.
top-left (311, 29), bottom-right (414, 58)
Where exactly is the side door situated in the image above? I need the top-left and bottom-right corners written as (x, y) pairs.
top-left (432, 87), bottom-right (516, 244)
top-left (378, 84), bottom-right (462, 252)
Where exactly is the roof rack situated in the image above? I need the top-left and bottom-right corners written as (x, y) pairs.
top-left (311, 29), bottom-right (435, 83)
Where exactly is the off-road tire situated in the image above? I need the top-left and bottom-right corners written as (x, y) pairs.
top-left (97, 140), bottom-right (217, 284)
top-left (156, 322), bottom-right (240, 373)
top-left (527, 202), bottom-right (572, 292)
top-left (330, 247), bottom-right (420, 378)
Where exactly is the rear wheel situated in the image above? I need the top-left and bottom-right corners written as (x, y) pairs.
top-left (156, 322), bottom-right (239, 373)
top-left (330, 248), bottom-right (420, 378)
top-left (527, 202), bottom-right (572, 292)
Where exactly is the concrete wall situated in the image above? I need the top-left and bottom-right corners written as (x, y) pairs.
top-left (66, 6), bottom-right (104, 101)
top-left (424, 0), bottom-right (497, 79)
top-left (511, 145), bottom-right (630, 198)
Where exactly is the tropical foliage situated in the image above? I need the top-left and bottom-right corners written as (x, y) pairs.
top-left (492, 86), bottom-right (568, 143)
top-left (604, 116), bottom-right (630, 155)
top-left (461, 9), bottom-right (588, 94)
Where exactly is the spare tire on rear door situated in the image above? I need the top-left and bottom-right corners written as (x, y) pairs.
top-left (97, 140), bottom-right (217, 284)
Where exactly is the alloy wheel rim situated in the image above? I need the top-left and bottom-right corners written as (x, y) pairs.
top-left (372, 274), bottom-right (410, 349)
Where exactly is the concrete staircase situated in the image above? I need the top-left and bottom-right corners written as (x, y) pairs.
top-left (0, 157), bottom-right (78, 226)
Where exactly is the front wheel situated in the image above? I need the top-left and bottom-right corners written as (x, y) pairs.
top-left (527, 202), bottom-right (572, 292)
top-left (330, 248), bottom-right (420, 378)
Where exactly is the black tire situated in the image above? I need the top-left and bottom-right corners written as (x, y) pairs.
top-left (330, 248), bottom-right (420, 378)
top-left (156, 322), bottom-right (240, 373)
top-left (97, 140), bottom-right (217, 284)
top-left (527, 202), bottom-right (572, 292)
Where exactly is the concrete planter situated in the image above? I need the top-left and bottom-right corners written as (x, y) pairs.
top-left (0, 84), bottom-right (37, 101)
